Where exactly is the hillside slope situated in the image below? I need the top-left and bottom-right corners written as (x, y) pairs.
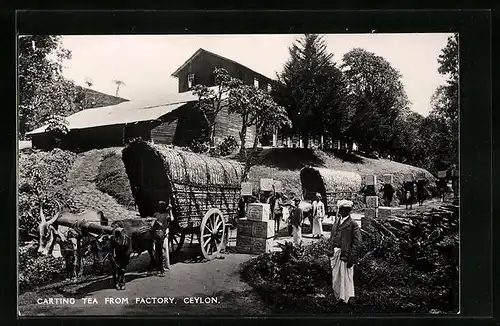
top-left (94, 147), bottom-right (436, 213)
top-left (62, 148), bottom-right (137, 221)
top-left (247, 148), bottom-right (436, 200)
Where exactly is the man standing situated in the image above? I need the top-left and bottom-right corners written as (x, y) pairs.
top-left (152, 201), bottom-right (173, 275)
top-left (381, 182), bottom-right (395, 207)
top-left (268, 193), bottom-right (283, 233)
top-left (328, 200), bottom-right (362, 304)
top-left (290, 198), bottom-right (303, 245)
top-left (312, 193), bottom-right (325, 238)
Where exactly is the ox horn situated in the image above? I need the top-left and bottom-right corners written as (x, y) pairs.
top-left (47, 200), bottom-right (62, 225)
top-left (39, 202), bottom-right (46, 223)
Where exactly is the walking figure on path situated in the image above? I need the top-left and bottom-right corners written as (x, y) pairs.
top-left (312, 193), bottom-right (325, 238)
top-left (290, 198), bottom-right (303, 245)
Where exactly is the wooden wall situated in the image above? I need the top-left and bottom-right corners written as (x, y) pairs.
top-left (151, 120), bottom-right (178, 144)
top-left (177, 50), bottom-right (272, 93)
top-left (214, 106), bottom-right (256, 147)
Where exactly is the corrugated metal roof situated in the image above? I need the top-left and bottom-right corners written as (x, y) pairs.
top-left (26, 87), bottom-right (223, 136)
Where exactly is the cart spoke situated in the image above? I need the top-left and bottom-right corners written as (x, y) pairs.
top-left (203, 238), bottom-right (211, 251)
top-left (215, 219), bottom-right (223, 232)
top-left (202, 233), bottom-right (211, 238)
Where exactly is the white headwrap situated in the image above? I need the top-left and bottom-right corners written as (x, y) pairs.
top-left (337, 200), bottom-right (353, 209)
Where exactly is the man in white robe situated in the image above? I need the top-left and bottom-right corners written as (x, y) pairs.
top-left (312, 193), bottom-right (325, 238)
top-left (328, 200), bottom-right (362, 304)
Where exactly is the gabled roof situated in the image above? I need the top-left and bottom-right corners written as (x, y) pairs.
top-left (26, 87), bottom-right (224, 136)
top-left (75, 86), bottom-right (128, 109)
top-left (171, 48), bottom-right (274, 81)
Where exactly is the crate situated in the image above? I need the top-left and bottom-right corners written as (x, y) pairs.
top-left (273, 180), bottom-right (283, 193)
top-left (251, 237), bottom-right (274, 254)
top-left (416, 172), bottom-right (426, 181)
top-left (351, 213), bottom-right (362, 228)
top-left (247, 203), bottom-right (271, 222)
top-left (236, 234), bottom-right (252, 253)
top-left (404, 173), bottom-right (414, 183)
top-left (378, 206), bottom-right (392, 220)
top-left (383, 174), bottom-right (394, 184)
top-left (366, 196), bottom-right (379, 208)
top-left (260, 178), bottom-right (274, 192)
top-left (437, 171), bottom-right (447, 178)
top-left (241, 182), bottom-right (253, 196)
top-left (364, 175), bottom-right (377, 186)
top-left (251, 220), bottom-right (275, 239)
top-left (364, 207), bottom-right (377, 219)
top-left (237, 219), bottom-right (253, 237)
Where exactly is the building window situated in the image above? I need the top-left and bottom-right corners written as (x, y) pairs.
top-left (267, 83), bottom-right (272, 93)
top-left (188, 73), bottom-right (195, 89)
top-left (254, 78), bottom-right (259, 88)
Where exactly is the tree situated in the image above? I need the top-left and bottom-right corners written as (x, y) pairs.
top-left (18, 35), bottom-right (74, 138)
top-left (113, 80), bottom-right (126, 96)
top-left (342, 48), bottom-right (410, 153)
top-left (192, 67), bottom-right (236, 148)
top-left (85, 77), bottom-right (93, 88)
top-left (275, 34), bottom-right (347, 148)
top-left (431, 34), bottom-right (459, 168)
top-left (44, 114), bottom-right (70, 148)
top-left (228, 84), bottom-right (291, 181)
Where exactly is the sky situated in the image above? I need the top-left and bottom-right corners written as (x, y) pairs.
top-left (58, 34), bottom-right (452, 117)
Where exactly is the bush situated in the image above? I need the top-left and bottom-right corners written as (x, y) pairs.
top-left (18, 244), bottom-right (66, 291)
top-left (188, 139), bottom-right (210, 154)
top-left (18, 148), bottom-right (77, 242)
top-left (217, 136), bottom-right (238, 157)
top-left (242, 205), bottom-right (459, 313)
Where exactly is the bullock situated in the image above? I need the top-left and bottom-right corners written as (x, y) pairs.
top-left (105, 218), bottom-right (166, 290)
top-left (37, 200), bottom-right (108, 280)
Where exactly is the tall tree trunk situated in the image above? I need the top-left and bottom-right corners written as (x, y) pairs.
top-left (209, 124), bottom-right (216, 148)
top-left (239, 115), bottom-right (248, 153)
top-left (242, 126), bottom-right (260, 182)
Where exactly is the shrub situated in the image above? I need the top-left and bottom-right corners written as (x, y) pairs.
top-left (243, 206), bottom-right (459, 313)
top-left (18, 244), bottom-right (66, 291)
top-left (188, 139), bottom-right (210, 154)
top-left (217, 136), bottom-right (238, 157)
top-left (18, 148), bottom-right (77, 242)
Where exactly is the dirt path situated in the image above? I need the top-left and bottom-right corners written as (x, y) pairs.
top-left (19, 252), bottom-right (271, 316)
top-left (19, 198), bottom-right (448, 316)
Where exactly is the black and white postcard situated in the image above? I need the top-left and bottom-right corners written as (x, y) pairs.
top-left (17, 32), bottom-right (459, 316)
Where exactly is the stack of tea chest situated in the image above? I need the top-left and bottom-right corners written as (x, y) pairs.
top-left (236, 203), bottom-right (275, 254)
top-left (363, 174), bottom-right (393, 224)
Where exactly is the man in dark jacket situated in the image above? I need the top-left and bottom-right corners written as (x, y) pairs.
top-left (152, 201), bottom-right (173, 274)
top-left (328, 200), bottom-right (362, 304)
top-left (290, 198), bottom-right (303, 245)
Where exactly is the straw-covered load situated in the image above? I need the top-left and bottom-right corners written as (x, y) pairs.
top-left (122, 140), bottom-right (243, 229)
top-left (300, 166), bottom-right (362, 214)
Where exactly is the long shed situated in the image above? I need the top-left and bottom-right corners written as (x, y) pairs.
top-left (300, 166), bottom-right (362, 214)
top-left (26, 89), bottom-right (256, 151)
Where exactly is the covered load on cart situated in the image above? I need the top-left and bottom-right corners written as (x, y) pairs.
top-left (299, 166), bottom-right (362, 215)
top-left (122, 139), bottom-right (243, 260)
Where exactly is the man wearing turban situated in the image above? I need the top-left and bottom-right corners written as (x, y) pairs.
top-left (328, 200), bottom-right (362, 304)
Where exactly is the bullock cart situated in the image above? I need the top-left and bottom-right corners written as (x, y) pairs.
top-left (122, 140), bottom-right (243, 260)
top-left (299, 166), bottom-right (362, 216)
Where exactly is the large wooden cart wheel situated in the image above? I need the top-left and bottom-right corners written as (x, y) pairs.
top-left (200, 208), bottom-right (225, 260)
